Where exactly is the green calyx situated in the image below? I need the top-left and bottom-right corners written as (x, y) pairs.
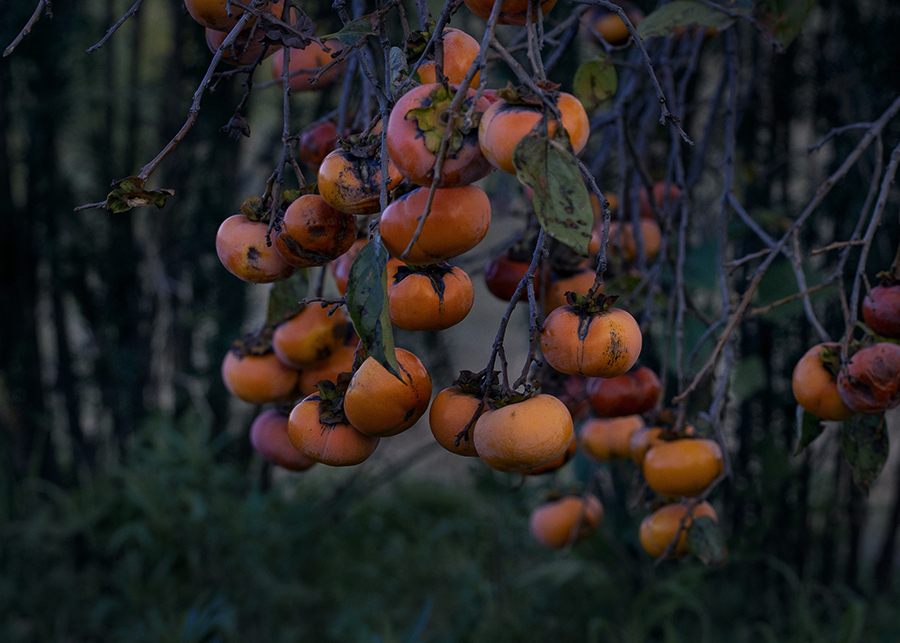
top-left (315, 373), bottom-right (353, 425)
top-left (567, 291), bottom-right (618, 314)
top-left (405, 84), bottom-right (480, 157)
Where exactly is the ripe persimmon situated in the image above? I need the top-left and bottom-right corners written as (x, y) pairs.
top-left (463, 0), bottom-right (558, 25)
top-left (272, 305), bottom-right (349, 369)
top-left (586, 366), bottom-right (661, 417)
top-left (386, 83), bottom-right (492, 187)
top-left (274, 194), bottom-right (357, 268)
top-left (639, 181), bottom-right (682, 219)
top-left (343, 348), bottom-right (432, 437)
top-left (585, 3), bottom-right (644, 46)
top-left (250, 409), bottom-right (316, 471)
top-left (186, 0), bottom-right (282, 32)
top-left (837, 343), bottom-right (900, 414)
top-left (596, 219), bottom-right (663, 263)
top-left (639, 501), bottom-right (717, 558)
top-left (298, 343), bottom-right (358, 396)
top-left (524, 434), bottom-right (577, 475)
top-left (484, 254), bottom-right (532, 301)
top-left (379, 185), bottom-right (491, 264)
top-left (540, 296), bottom-right (642, 378)
top-left (479, 92), bottom-right (589, 174)
top-left (529, 494), bottom-right (604, 549)
top-left (544, 269), bottom-right (598, 315)
top-left (429, 386), bottom-right (483, 457)
top-left (473, 394), bottom-right (574, 473)
top-left (216, 214), bottom-right (295, 283)
top-left (792, 343), bottom-right (855, 421)
top-left (221, 349), bottom-right (299, 404)
top-left (318, 146), bottom-right (402, 215)
top-left (298, 121), bottom-right (339, 168)
top-left (270, 40), bottom-right (344, 91)
top-left (205, 28), bottom-right (279, 66)
top-left (643, 438), bottom-right (724, 498)
top-left (416, 28), bottom-right (481, 86)
top-left (288, 393), bottom-right (380, 466)
top-left (330, 237), bottom-right (367, 295)
top-left (863, 283), bottom-right (900, 339)
top-left (388, 263), bottom-right (474, 331)
top-left (630, 425), bottom-right (694, 468)
top-left (580, 415), bottom-right (645, 461)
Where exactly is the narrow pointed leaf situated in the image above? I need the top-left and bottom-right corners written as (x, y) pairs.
top-left (840, 413), bottom-right (888, 495)
top-left (321, 16), bottom-right (375, 46)
top-left (794, 407), bottom-right (826, 456)
top-left (686, 515), bottom-right (727, 565)
top-left (106, 176), bottom-right (174, 213)
top-left (266, 272), bottom-right (308, 325)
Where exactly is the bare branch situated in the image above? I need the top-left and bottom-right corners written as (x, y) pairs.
top-left (4, 0), bottom-right (51, 58)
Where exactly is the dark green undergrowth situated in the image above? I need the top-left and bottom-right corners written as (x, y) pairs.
top-left (1, 417), bottom-right (898, 643)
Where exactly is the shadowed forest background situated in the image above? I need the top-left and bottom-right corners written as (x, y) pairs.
top-left (2, 0), bottom-right (900, 640)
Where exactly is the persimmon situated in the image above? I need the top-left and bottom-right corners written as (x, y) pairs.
top-left (273, 194), bottom-right (357, 268)
top-left (580, 415), bottom-right (645, 461)
top-left (586, 366), bottom-right (661, 417)
top-left (205, 28), bottom-right (279, 66)
top-left (429, 386), bottom-right (483, 457)
top-left (330, 237), bottom-right (367, 295)
top-left (298, 121), bottom-right (339, 168)
top-left (379, 185), bottom-right (491, 264)
top-left (388, 263), bottom-right (474, 331)
top-left (343, 348), bottom-right (432, 437)
top-left (585, 3), bottom-right (644, 46)
top-left (463, 0), bottom-right (558, 26)
top-left (473, 394), bottom-right (574, 473)
top-left (484, 254), bottom-right (533, 301)
top-left (288, 393), bottom-right (380, 466)
top-left (216, 214), bottom-right (295, 283)
top-left (221, 349), bottom-right (299, 404)
top-left (185, 0), bottom-right (282, 32)
top-left (596, 219), bottom-right (663, 263)
top-left (792, 343), bottom-right (855, 421)
top-left (544, 269), bottom-right (598, 315)
top-left (643, 438), bottom-right (724, 498)
top-left (250, 409), bottom-right (316, 471)
top-left (639, 181), bottom-right (682, 219)
top-left (837, 343), bottom-right (900, 414)
top-left (590, 191), bottom-right (619, 223)
top-left (540, 296), bottom-right (642, 378)
top-left (298, 343), bottom-right (358, 396)
top-left (270, 41), bottom-right (344, 91)
top-left (317, 146), bottom-right (402, 215)
top-left (386, 83), bottom-right (492, 187)
top-left (529, 494), bottom-right (604, 549)
top-left (639, 501), bottom-right (718, 558)
top-left (416, 28), bottom-right (481, 86)
top-left (630, 425), bottom-right (696, 468)
top-left (272, 305), bottom-right (349, 369)
top-left (863, 283), bottom-right (900, 339)
top-left (524, 434), bottom-right (577, 475)
top-left (478, 92), bottom-right (590, 175)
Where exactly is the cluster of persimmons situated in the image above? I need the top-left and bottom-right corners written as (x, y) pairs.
top-left (198, 0), bottom-right (735, 562)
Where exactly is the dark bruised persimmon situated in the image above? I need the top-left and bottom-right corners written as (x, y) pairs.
top-left (837, 343), bottom-right (900, 414)
top-left (640, 501), bottom-right (717, 558)
top-left (529, 494), bottom-right (603, 549)
top-left (379, 185), bottom-right (491, 264)
top-left (540, 294), bottom-right (642, 378)
top-left (792, 343), bottom-right (855, 421)
top-left (463, 0), bottom-right (558, 26)
top-left (216, 214), bottom-right (295, 283)
top-left (272, 304), bottom-right (349, 369)
top-left (388, 263), bottom-right (474, 331)
top-left (863, 283), bottom-right (900, 339)
top-left (274, 194), bottom-right (357, 268)
top-left (317, 145), bottom-right (402, 215)
top-left (387, 83), bottom-right (492, 187)
top-left (416, 28), bottom-right (481, 86)
top-left (250, 409), bottom-right (316, 472)
top-left (586, 366), bottom-right (661, 417)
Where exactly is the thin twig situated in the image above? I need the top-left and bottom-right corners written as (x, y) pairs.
top-left (3, 0), bottom-right (51, 58)
top-left (86, 0), bottom-right (145, 54)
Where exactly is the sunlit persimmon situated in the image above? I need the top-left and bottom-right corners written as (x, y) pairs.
top-left (540, 300), bottom-right (642, 378)
top-left (474, 394), bottom-right (574, 473)
top-left (288, 393), bottom-right (379, 466)
top-left (587, 366), bottom-right (661, 417)
top-left (417, 28), bottom-right (481, 86)
top-left (580, 415), bottom-right (645, 461)
top-left (388, 264), bottom-right (474, 331)
top-left (270, 40), bottom-right (344, 91)
top-left (186, 0), bottom-right (282, 32)
top-left (272, 305), bottom-right (349, 369)
top-left (463, 0), bottom-right (558, 26)
top-left (837, 343), bottom-right (900, 414)
top-left (343, 349), bottom-right (432, 437)
top-left (387, 83), bottom-right (492, 187)
top-left (250, 409), bottom-right (316, 471)
top-left (216, 214), bottom-right (295, 283)
top-left (379, 185), bottom-right (491, 264)
top-left (529, 494), bottom-right (603, 549)
top-left (429, 386), bottom-right (483, 457)
top-left (478, 93), bottom-right (590, 174)
top-left (317, 147), bottom-right (402, 215)
top-left (221, 350), bottom-right (299, 404)
top-left (643, 438), bottom-right (724, 498)
top-left (792, 343), bottom-right (855, 421)
top-left (640, 501), bottom-right (717, 558)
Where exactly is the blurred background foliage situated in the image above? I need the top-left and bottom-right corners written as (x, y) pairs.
top-left (1, 0), bottom-right (900, 640)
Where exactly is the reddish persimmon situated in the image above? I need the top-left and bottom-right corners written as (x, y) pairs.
top-left (586, 366), bottom-right (661, 417)
top-left (298, 121), bottom-right (339, 168)
top-left (484, 255), bottom-right (532, 302)
top-left (837, 343), bottom-right (900, 414)
top-left (863, 284), bottom-right (900, 339)
top-left (463, 0), bottom-right (558, 26)
top-left (639, 181), bottom-right (682, 219)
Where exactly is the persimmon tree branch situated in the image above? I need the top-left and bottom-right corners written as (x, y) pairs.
top-left (3, 0), bottom-right (51, 58)
top-left (86, 0), bottom-right (145, 54)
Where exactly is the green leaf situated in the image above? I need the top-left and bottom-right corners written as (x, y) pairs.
top-left (106, 176), bottom-right (174, 213)
top-left (573, 54), bottom-right (617, 113)
top-left (757, 0), bottom-right (815, 49)
top-left (345, 236), bottom-right (402, 380)
top-left (513, 124), bottom-right (592, 256)
top-left (320, 17), bottom-right (375, 46)
top-left (794, 407), bottom-right (826, 456)
top-left (266, 272), bottom-right (308, 325)
top-left (686, 515), bottom-right (727, 565)
top-left (637, 1), bottom-right (744, 39)
top-left (840, 414), bottom-right (889, 495)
